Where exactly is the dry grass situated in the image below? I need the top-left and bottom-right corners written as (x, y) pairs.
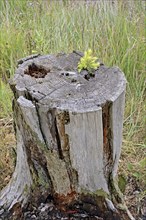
top-left (0, 119), bottom-right (16, 191)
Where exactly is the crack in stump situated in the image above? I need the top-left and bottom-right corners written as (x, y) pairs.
top-left (54, 117), bottom-right (64, 160)
top-left (102, 102), bottom-right (114, 182)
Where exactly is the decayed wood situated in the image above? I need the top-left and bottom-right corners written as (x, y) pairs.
top-left (0, 51), bottom-right (133, 219)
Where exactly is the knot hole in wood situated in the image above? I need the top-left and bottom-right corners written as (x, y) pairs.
top-left (24, 63), bottom-right (50, 78)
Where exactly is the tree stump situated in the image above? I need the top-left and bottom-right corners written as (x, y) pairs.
top-left (0, 52), bottom-right (134, 219)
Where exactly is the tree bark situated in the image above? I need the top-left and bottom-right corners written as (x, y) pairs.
top-left (0, 52), bottom-right (134, 219)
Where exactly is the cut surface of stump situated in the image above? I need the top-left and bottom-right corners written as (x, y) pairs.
top-left (0, 52), bottom-right (134, 219)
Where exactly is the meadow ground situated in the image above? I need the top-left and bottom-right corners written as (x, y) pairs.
top-left (0, 0), bottom-right (145, 218)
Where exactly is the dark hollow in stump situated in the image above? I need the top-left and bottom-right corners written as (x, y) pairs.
top-left (0, 52), bottom-right (134, 219)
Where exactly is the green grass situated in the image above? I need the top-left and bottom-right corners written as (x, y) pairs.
top-left (0, 81), bottom-right (12, 118)
top-left (0, 0), bottom-right (145, 187)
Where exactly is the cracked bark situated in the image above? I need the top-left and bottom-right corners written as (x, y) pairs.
top-left (0, 52), bottom-right (134, 219)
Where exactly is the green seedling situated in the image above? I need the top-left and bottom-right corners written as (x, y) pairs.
top-left (78, 49), bottom-right (100, 75)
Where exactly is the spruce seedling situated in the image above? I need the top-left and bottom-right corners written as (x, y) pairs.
top-left (78, 49), bottom-right (100, 75)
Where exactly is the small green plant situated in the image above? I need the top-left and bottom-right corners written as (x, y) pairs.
top-left (78, 49), bottom-right (100, 75)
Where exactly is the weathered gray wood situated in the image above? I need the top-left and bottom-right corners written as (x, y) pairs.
top-left (0, 124), bottom-right (32, 210)
top-left (0, 52), bottom-right (134, 219)
top-left (111, 91), bottom-right (126, 177)
top-left (66, 109), bottom-right (108, 193)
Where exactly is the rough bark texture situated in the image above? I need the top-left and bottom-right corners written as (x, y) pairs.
top-left (0, 52), bottom-right (133, 219)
